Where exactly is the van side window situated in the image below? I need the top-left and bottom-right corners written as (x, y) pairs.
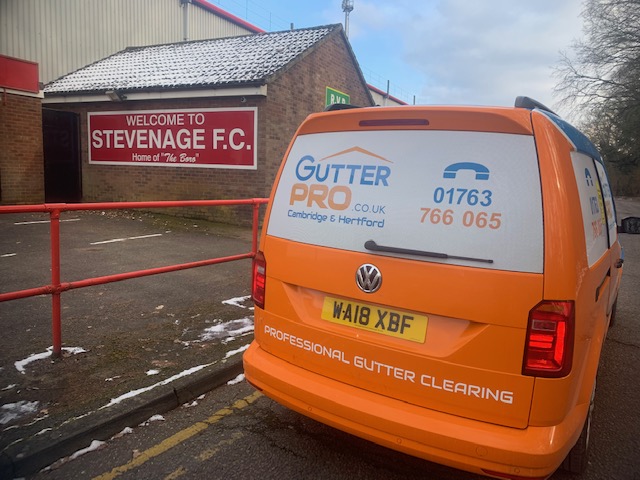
top-left (592, 160), bottom-right (617, 246)
top-left (571, 152), bottom-right (609, 265)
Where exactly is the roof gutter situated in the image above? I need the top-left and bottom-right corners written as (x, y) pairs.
top-left (43, 84), bottom-right (268, 104)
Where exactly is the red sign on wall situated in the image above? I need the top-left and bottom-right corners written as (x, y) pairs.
top-left (88, 108), bottom-right (257, 169)
top-left (0, 55), bottom-right (40, 93)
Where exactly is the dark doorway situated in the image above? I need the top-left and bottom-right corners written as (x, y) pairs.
top-left (43, 108), bottom-right (81, 202)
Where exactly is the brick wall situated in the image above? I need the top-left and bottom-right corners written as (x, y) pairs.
top-left (0, 92), bottom-right (44, 204)
top-left (49, 96), bottom-right (267, 223)
top-left (263, 30), bottom-right (373, 192)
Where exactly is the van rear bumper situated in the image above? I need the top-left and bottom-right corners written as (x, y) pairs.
top-left (244, 341), bottom-right (584, 479)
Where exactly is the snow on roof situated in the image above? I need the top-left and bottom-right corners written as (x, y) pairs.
top-left (45, 25), bottom-right (338, 95)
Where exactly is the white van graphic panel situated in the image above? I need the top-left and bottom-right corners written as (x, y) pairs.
top-left (571, 152), bottom-right (609, 266)
top-left (593, 159), bottom-right (617, 246)
top-left (268, 130), bottom-right (543, 273)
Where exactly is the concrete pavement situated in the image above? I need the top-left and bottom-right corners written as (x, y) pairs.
top-left (0, 209), bottom-right (258, 478)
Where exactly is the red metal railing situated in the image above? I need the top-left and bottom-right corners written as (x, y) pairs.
top-left (0, 199), bottom-right (269, 357)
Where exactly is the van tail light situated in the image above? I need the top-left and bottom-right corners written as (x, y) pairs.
top-left (522, 301), bottom-right (574, 378)
top-left (252, 251), bottom-right (266, 309)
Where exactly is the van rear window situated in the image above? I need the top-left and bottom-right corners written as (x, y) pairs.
top-left (267, 130), bottom-right (543, 273)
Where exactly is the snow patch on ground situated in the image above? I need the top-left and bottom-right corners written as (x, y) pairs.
top-left (4, 294), bottom-right (254, 447)
top-left (41, 439), bottom-right (106, 472)
top-left (0, 400), bottom-right (40, 425)
top-left (100, 362), bottom-right (215, 409)
top-left (227, 373), bottom-right (245, 385)
top-left (111, 426), bottom-right (133, 439)
top-left (225, 344), bottom-right (250, 359)
top-left (14, 347), bottom-right (87, 374)
top-left (222, 295), bottom-right (254, 310)
top-left (71, 440), bottom-right (106, 460)
top-left (179, 317), bottom-right (254, 346)
top-left (199, 317), bottom-right (254, 342)
top-left (139, 414), bottom-right (165, 426)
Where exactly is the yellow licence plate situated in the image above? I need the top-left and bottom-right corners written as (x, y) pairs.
top-left (321, 296), bottom-right (428, 343)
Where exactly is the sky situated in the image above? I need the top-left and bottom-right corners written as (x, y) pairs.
top-left (209, 0), bottom-right (586, 117)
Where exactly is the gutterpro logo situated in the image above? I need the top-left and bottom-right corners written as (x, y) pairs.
top-left (289, 146), bottom-right (393, 211)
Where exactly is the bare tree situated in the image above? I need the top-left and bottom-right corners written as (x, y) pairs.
top-left (555, 0), bottom-right (640, 188)
top-left (556, 0), bottom-right (640, 109)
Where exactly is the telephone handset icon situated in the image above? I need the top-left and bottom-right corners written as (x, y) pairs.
top-left (443, 162), bottom-right (490, 180)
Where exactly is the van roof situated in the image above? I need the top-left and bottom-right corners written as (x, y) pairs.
top-left (324, 96), bottom-right (602, 163)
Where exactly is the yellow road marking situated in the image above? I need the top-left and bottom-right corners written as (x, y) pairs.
top-left (93, 391), bottom-right (263, 480)
top-left (164, 466), bottom-right (186, 480)
top-left (196, 431), bottom-right (244, 461)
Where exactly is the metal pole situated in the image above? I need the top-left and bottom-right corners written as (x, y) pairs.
top-left (50, 209), bottom-right (62, 358)
top-left (344, 11), bottom-right (349, 37)
top-left (386, 79), bottom-right (390, 106)
top-left (342, 0), bottom-right (354, 38)
top-left (252, 200), bottom-right (260, 255)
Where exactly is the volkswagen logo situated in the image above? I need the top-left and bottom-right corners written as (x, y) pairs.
top-left (356, 264), bottom-right (382, 293)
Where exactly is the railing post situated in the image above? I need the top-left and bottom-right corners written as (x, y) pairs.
top-left (50, 208), bottom-right (62, 358)
top-left (251, 200), bottom-right (260, 255)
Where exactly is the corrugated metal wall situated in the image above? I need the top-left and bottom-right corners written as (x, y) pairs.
top-left (0, 0), bottom-right (254, 84)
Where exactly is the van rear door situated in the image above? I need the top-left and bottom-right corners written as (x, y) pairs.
top-left (258, 107), bottom-right (544, 428)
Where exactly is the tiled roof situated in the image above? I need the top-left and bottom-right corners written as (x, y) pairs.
top-left (45, 25), bottom-right (338, 94)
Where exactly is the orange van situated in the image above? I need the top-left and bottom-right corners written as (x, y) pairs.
top-left (243, 97), bottom-right (623, 479)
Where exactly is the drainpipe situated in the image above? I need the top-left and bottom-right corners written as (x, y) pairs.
top-left (181, 0), bottom-right (192, 41)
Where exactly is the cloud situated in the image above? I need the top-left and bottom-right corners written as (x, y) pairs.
top-left (413, 1), bottom-right (584, 108)
top-left (348, 0), bottom-right (584, 112)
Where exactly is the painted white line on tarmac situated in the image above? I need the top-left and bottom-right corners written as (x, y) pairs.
top-left (1, 253), bottom-right (17, 258)
top-left (90, 233), bottom-right (163, 245)
top-left (14, 218), bottom-right (81, 225)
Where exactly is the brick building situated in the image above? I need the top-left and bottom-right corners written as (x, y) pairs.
top-left (1, 1), bottom-right (399, 210)
top-left (0, 55), bottom-right (44, 204)
top-left (1, 0), bottom-right (262, 206)
top-left (42, 24), bottom-right (373, 221)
